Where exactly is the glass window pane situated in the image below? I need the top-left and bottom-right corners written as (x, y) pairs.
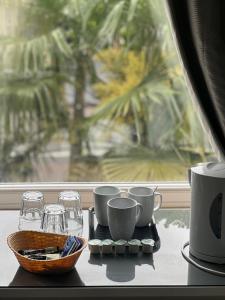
top-left (0, 0), bottom-right (215, 182)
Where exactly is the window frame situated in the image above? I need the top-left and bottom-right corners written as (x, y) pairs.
top-left (0, 182), bottom-right (190, 209)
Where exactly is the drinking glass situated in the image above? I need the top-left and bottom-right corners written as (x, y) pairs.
top-left (41, 204), bottom-right (68, 234)
top-left (58, 191), bottom-right (83, 236)
top-left (18, 191), bottom-right (44, 231)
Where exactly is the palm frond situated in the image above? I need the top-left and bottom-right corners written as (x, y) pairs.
top-left (101, 145), bottom-right (189, 181)
top-left (126, 0), bottom-right (138, 22)
top-left (64, 0), bottom-right (101, 32)
top-left (0, 71), bottom-right (67, 142)
top-left (97, 1), bottom-right (125, 47)
top-left (0, 28), bottom-right (73, 74)
top-left (89, 52), bottom-right (174, 125)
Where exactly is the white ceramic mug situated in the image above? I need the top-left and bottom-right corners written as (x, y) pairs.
top-left (107, 197), bottom-right (143, 240)
top-left (128, 187), bottom-right (162, 227)
top-left (94, 186), bottom-right (122, 226)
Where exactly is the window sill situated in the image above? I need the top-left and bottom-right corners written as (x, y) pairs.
top-left (0, 182), bottom-right (190, 209)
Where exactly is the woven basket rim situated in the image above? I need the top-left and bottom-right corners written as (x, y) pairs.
top-left (7, 230), bottom-right (87, 261)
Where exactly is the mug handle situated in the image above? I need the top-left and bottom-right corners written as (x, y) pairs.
top-left (154, 192), bottom-right (162, 211)
top-left (136, 203), bottom-right (143, 222)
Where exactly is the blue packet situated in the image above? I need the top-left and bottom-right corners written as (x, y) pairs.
top-left (61, 236), bottom-right (81, 257)
top-left (67, 238), bottom-right (81, 256)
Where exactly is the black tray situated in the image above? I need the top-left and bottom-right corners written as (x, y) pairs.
top-left (88, 207), bottom-right (160, 253)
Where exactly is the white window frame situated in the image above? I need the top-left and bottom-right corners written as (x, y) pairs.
top-left (0, 182), bottom-right (190, 209)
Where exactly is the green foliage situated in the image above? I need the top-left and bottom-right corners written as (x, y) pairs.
top-left (0, 0), bottom-right (214, 182)
top-left (101, 146), bottom-right (189, 181)
top-left (91, 47), bottom-right (176, 147)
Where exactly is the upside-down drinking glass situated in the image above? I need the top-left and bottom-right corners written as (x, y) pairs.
top-left (41, 204), bottom-right (68, 234)
top-left (18, 191), bottom-right (44, 231)
top-left (58, 191), bottom-right (83, 236)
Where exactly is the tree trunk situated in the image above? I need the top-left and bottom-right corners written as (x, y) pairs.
top-left (69, 54), bottom-right (85, 164)
top-left (141, 107), bottom-right (150, 148)
top-left (142, 121), bottom-right (149, 147)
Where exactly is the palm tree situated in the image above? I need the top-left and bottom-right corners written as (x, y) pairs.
top-left (87, 0), bottom-right (214, 181)
top-left (0, 0), bottom-right (213, 181)
top-left (0, 1), bottom-right (132, 177)
top-left (0, 0), bottom-right (72, 179)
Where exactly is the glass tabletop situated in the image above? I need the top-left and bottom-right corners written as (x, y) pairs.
top-left (1, 209), bottom-right (225, 287)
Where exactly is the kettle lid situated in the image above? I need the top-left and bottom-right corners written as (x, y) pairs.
top-left (191, 162), bottom-right (225, 178)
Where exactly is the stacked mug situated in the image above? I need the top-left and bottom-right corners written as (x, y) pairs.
top-left (94, 186), bottom-right (162, 240)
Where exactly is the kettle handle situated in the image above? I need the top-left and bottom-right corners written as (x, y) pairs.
top-left (209, 193), bottom-right (223, 239)
top-left (188, 168), bottom-right (191, 186)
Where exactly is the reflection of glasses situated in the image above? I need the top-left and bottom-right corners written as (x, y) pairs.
top-left (58, 191), bottom-right (83, 236)
top-left (41, 204), bottom-right (67, 234)
top-left (18, 191), bottom-right (44, 231)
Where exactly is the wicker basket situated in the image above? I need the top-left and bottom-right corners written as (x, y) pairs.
top-left (7, 231), bottom-right (87, 274)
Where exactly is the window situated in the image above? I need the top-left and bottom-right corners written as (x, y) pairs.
top-left (0, 0), bottom-right (215, 184)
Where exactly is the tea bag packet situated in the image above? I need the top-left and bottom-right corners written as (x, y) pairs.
top-left (25, 252), bottom-right (61, 260)
top-left (46, 253), bottom-right (61, 260)
top-left (18, 246), bottom-right (60, 256)
top-left (61, 236), bottom-right (81, 257)
top-left (27, 254), bottom-right (51, 260)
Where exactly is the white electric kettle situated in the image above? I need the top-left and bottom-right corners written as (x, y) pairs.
top-left (189, 162), bottom-right (225, 264)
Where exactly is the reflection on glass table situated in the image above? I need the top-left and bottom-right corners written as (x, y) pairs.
top-left (2, 209), bottom-right (225, 288)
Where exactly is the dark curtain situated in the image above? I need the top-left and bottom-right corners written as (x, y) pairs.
top-left (167, 0), bottom-right (225, 157)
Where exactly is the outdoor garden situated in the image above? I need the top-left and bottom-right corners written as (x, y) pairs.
top-left (0, 0), bottom-right (214, 182)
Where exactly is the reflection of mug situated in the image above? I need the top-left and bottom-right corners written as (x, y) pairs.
top-left (94, 186), bottom-right (121, 226)
top-left (128, 187), bottom-right (162, 227)
top-left (107, 197), bottom-right (143, 240)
